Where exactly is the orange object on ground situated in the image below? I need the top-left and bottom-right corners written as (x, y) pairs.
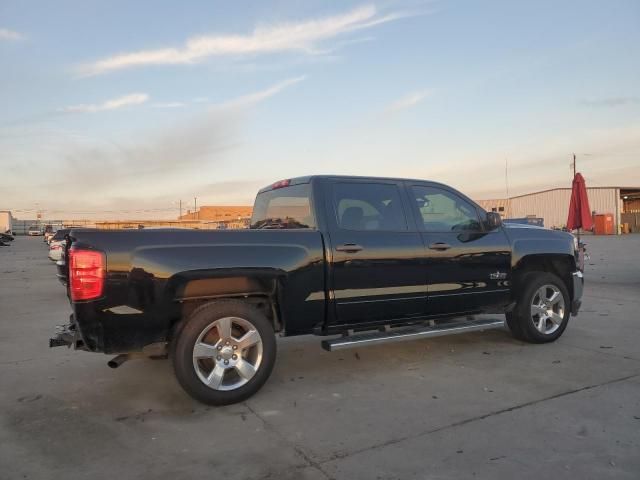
top-left (593, 214), bottom-right (614, 235)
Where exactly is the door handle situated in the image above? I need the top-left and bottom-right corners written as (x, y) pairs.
top-left (336, 243), bottom-right (363, 253)
top-left (428, 242), bottom-right (451, 251)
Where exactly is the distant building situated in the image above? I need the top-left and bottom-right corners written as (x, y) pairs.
top-left (4, 206), bottom-right (255, 234)
top-left (477, 186), bottom-right (640, 233)
top-left (179, 206), bottom-right (253, 222)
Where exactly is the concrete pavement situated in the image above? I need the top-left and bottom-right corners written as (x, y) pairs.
top-left (1, 235), bottom-right (638, 479)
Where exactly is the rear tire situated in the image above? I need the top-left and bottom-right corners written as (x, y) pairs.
top-left (506, 272), bottom-right (570, 344)
top-left (171, 300), bottom-right (276, 405)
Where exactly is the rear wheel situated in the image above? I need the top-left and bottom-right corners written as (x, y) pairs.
top-left (506, 272), bottom-right (570, 343)
top-left (172, 300), bottom-right (276, 405)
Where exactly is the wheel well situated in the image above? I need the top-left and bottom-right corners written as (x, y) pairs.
top-left (169, 295), bottom-right (282, 343)
top-left (513, 254), bottom-right (575, 299)
top-left (166, 274), bottom-right (283, 339)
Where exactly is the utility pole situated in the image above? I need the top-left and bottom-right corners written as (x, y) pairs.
top-left (572, 153), bottom-right (576, 178)
top-left (194, 197), bottom-right (198, 220)
top-left (504, 158), bottom-right (510, 218)
top-left (179, 200), bottom-right (182, 219)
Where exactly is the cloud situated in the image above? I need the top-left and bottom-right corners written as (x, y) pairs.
top-left (0, 28), bottom-right (24, 41)
top-left (214, 75), bottom-right (305, 109)
top-left (152, 102), bottom-right (186, 108)
top-left (580, 97), bottom-right (640, 108)
top-left (78, 5), bottom-right (412, 76)
top-left (9, 76), bottom-right (303, 202)
top-left (60, 93), bottom-right (149, 113)
top-left (144, 75), bottom-right (304, 111)
top-left (386, 89), bottom-right (433, 113)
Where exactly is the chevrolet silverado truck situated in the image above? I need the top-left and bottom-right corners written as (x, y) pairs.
top-left (50, 175), bottom-right (584, 405)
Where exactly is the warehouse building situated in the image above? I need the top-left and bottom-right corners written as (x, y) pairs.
top-left (477, 186), bottom-right (640, 233)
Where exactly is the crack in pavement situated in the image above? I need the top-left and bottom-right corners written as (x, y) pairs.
top-left (316, 372), bottom-right (640, 465)
top-left (562, 342), bottom-right (640, 363)
top-left (244, 401), bottom-right (336, 480)
top-left (0, 358), bottom-right (36, 366)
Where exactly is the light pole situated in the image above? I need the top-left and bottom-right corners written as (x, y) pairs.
top-left (571, 153), bottom-right (592, 179)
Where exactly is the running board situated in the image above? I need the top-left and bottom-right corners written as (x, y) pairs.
top-left (321, 318), bottom-right (505, 352)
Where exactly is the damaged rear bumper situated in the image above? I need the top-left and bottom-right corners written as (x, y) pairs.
top-left (49, 314), bottom-right (89, 350)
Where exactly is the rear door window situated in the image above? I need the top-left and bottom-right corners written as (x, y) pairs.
top-left (333, 183), bottom-right (408, 231)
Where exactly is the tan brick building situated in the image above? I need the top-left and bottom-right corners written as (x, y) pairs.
top-left (179, 206), bottom-right (253, 222)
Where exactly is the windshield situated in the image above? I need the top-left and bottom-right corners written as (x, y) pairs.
top-left (250, 184), bottom-right (315, 230)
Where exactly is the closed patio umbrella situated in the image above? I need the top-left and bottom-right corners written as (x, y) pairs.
top-left (567, 173), bottom-right (592, 275)
top-left (567, 172), bottom-right (593, 234)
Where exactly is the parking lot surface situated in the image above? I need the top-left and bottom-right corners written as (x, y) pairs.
top-left (1, 235), bottom-right (639, 480)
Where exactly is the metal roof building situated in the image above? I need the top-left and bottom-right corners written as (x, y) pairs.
top-left (477, 186), bottom-right (640, 233)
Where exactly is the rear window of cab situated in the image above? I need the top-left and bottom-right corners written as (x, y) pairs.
top-left (250, 184), bottom-right (315, 230)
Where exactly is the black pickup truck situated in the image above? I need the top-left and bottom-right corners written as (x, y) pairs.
top-left (51, 175), bottom-right (583, 405)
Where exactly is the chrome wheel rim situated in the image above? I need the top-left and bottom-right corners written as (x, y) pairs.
top-left (192, 317), bottom-right (263, 391)
top-left (530, 284), bottom-right (565, 335)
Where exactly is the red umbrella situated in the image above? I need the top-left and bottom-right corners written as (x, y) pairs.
top-left (567, 172), bottom-right (593, 232)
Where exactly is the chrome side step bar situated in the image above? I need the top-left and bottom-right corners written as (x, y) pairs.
top-left (321, 318), bottom-right (505, 351)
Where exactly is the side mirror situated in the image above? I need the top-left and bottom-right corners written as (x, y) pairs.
top-left (486, 211), bottom-right (502, 230)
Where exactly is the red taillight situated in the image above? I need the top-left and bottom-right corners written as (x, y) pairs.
top-left (271, 179), bottom-right (291, 189)
top-left (69, 248), bottom-right (105, 301)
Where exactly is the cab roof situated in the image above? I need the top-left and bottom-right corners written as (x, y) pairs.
top-left (258, 175), bottom-right (451, 194)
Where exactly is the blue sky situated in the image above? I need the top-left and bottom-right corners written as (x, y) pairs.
top-left (1, 0), bottom-right (639, 219)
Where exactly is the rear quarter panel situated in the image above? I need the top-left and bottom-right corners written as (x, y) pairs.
top-left (69, 229), bottom-right (325, 353)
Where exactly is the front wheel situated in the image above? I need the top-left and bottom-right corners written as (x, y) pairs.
top-left (172, 300), bottom-right (276, 405)
top-left (506, 272), bottom-right (570, 343)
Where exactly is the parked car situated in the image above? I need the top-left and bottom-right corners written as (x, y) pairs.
top-left (48, 228), bottom-right (69, 244)
top-left (0, 232), bottom-right (13, 246)
top-left (47, 229), bottom-right (70, 262)
top-left (50, 175), bottom-right (584, 405)
top-left (48, 241), bottom-right (65, 261)
top-left (48, 229), bottom-right (74, 285)
top-left (44, 225), bottom-right (57, 243)
top-left (28, 225), bottom-right (43, 236)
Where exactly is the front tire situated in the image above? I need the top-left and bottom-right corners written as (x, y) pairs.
top-left (506, 272), bottom-right (570, 343)
top-left (172, 300), bottom-right (276, 405)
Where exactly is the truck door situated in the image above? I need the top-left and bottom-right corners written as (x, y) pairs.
top-left (325, 179), bottom-right (427, 326)
top-left (407, 184), bottom-right (511, 315)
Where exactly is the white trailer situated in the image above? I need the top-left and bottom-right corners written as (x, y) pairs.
top-left (0, 211), bottom-right (13, 234)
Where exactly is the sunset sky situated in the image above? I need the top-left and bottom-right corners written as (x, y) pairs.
top-left (1, 0), bottom-right (639, 219)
